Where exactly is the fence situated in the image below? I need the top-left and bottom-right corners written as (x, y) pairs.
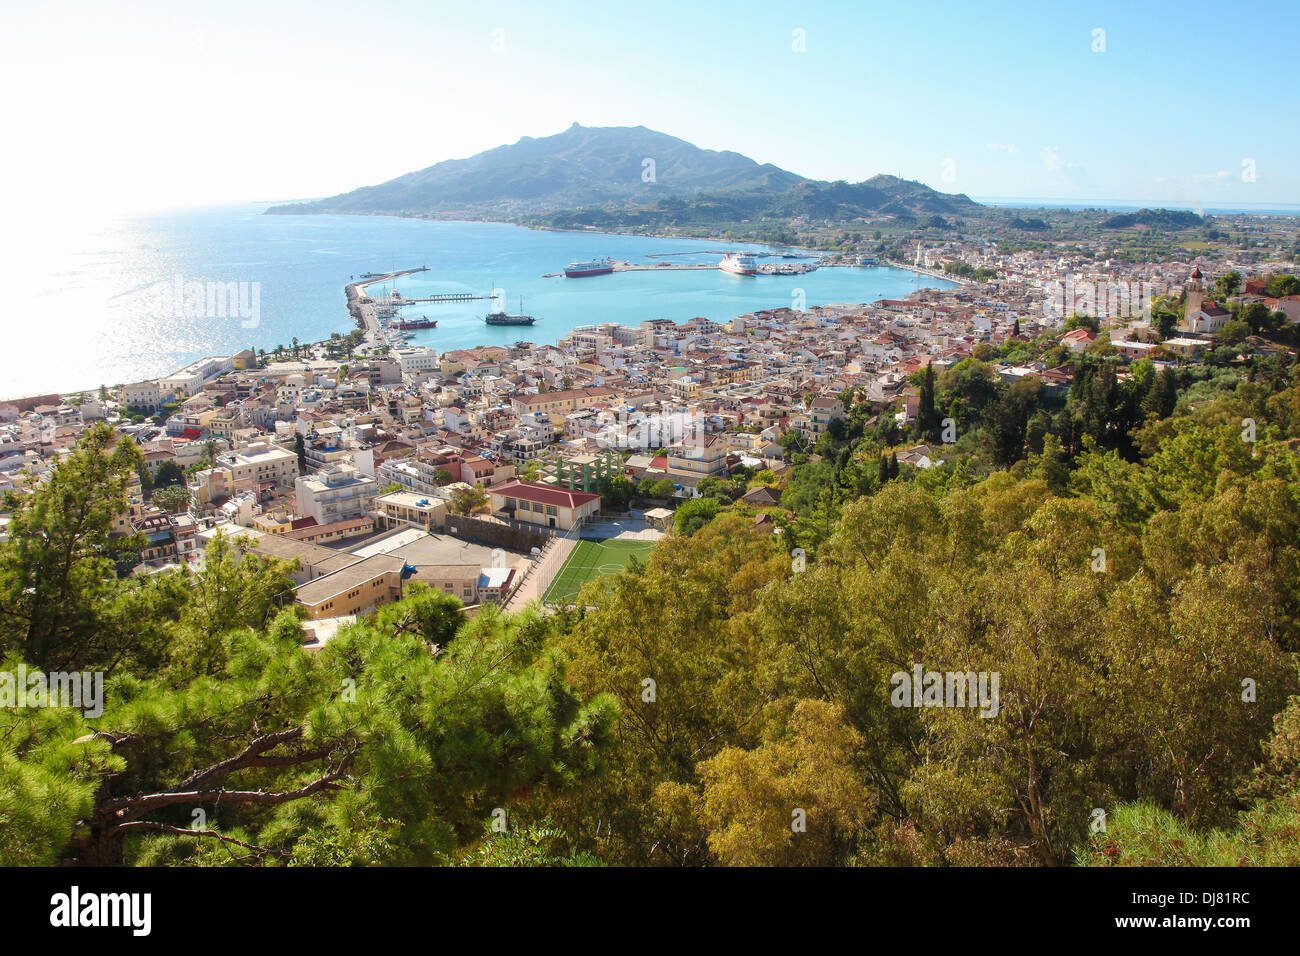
top-left (537, 521), bottom-right (584, 602)
top-left (502, 520), bottom-right (583, 611)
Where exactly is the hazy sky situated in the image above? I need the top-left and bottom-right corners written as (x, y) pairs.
top-left (2, 0), bottom-right (1295, 217)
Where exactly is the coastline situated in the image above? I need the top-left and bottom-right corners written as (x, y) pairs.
top-left (262, 204), bottom-right (825, 257)
top-left (881, 259), bottom-right (972, 285)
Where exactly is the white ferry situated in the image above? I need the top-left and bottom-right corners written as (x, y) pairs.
top-left (718, 253), bottom-right (758, 276)
top-left (564, 257), bottom-right (615, 278)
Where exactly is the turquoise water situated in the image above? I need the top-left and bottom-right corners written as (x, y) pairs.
top-left (3, 203), bottom-right (954, 398)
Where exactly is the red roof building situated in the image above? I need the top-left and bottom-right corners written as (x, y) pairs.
top-left (488, 480), bottom-right (601, 531)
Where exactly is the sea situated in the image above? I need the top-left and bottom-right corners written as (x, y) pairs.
top-left (974, 196), bottom-right (1300, 216)
top-left (1, 202), bottom-right (955, 400)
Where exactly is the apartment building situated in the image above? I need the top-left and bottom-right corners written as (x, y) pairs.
top-left (392, 346), bottom-right (441, 375)
top-left (187, 466), bottom-right (234, 511)
top-left (295, 464), bottom-right (378, 525)
top-left (217, 441), bottom-right (299, 493)
top-left (375, 491), bottom-right (447, 532)
top-left (665, 434), bottom-right (729, 479)
top-left (510, 386), bottom-right (617, 424)
top-left (806, 396), bottom-right (845, 437)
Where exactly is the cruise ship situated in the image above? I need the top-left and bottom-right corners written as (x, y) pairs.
top-left (718, 253), bottom-right (758, 276)
top-left (564, 257), bottom-right (614, 278)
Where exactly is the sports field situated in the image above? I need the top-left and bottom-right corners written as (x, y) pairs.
top-left (542, 538), bottom-right (655, 605)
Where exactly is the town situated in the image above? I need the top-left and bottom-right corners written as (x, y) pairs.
top-left (4, 233), bottom-right (1297, 642)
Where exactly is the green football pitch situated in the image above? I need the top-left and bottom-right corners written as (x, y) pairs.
top-left (542, 538), bottom-right (655, 605)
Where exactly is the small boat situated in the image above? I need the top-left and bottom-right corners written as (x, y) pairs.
top-left (396, 315), bottom-right (437, 330)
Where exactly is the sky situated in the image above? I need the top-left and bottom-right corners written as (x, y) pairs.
top-left (1, 0), bottom-right (1296, 219)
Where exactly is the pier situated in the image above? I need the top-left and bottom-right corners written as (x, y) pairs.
top-left (370, 292), bottom-right (493, 306)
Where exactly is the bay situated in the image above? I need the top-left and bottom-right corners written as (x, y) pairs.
top-left (1, 203), bottom-right (954, 399)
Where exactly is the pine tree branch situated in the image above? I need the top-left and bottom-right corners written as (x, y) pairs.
top-left (112, 821), bottom-right (291, 861)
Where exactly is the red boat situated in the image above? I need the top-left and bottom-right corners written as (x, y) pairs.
top-left (396, 316), bottom-right (437, 330)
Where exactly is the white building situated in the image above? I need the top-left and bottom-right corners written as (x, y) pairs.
top-left (295, 464), bottom-right (378, 525)
top-left (161, 356), bottom-right (233, 397)
top-left (121, 381), bottom-right (165, 413)
top-left (392, 346), bottom-right (441, 375)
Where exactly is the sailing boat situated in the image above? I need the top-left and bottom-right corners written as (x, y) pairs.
top-left (485, 293), bottom-right (536, 326)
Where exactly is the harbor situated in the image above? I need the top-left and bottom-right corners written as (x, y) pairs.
top-left (340, 248), bottom-right (952, 354)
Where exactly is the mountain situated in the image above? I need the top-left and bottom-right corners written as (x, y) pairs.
top-left (266, 123), bottom-right (982, 225)
top-left (267, 123), bottom-right (807, 217)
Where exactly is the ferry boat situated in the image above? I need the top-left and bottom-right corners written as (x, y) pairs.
top-left (485, 295), bottom-right (536, 326)
top-left (718, 253), bottom-right (758, 276)
top-left (564, 257), bottom-right (614, 278)
top-left (396, 316), bottom-right (437, 330)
